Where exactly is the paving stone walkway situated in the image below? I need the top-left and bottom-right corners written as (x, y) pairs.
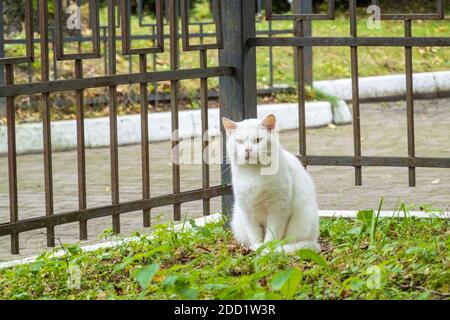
top-left (1, 98), bottom-right (449, 261)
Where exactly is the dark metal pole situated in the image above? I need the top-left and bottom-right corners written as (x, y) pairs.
top-left (293, 0), bottom-right (313, 86)
top-left (219, 0), bottom-right (257, 217)
top-left (0, 0), bottom-right (5, 115)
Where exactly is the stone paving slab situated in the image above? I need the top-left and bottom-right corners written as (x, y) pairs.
top-left (1, 98), bottom-right (450, 261)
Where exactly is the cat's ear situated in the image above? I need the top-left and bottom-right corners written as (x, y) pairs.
top-left (222, 117), bottom-right (237, 134)
top-left (261, 114), bottom-right (276, 131)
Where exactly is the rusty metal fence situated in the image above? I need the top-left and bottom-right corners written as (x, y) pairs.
top-left (0, 0), bottom-right (231, 254)
top-left (1, 0), bottom-right (450, 255)
top-left (252, 0), bottom-right (450, 187)
top-left (0, 0), bottom-right (306, 109)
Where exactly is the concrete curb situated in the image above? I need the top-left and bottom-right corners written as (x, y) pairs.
top-left (0, 101), bottom-right (334, 155)
top-left (314, 70), bottom-right (450, 101)
top-left (1, 210), bottom-right (448, 269)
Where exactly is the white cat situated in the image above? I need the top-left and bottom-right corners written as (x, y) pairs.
top-left (222, 114), bottom-right (320, 253)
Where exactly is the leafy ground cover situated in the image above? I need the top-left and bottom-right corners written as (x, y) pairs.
top-left (0, 203), bottom-right (448, 300)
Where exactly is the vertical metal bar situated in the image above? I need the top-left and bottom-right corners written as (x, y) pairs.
top-left (52, 29), bottom-right (58, 80)
top-left (138, 0), bottom-right (144, 25)
top-left (75, 59), bottom-right (87, 240)
top-left (350, 0), bottom-right (362, 186)
top-left (140, 53), bottom-right (151, 227)
top-left (200, 49), bottom-right (210, 216)
top-left (169, 0), bottom-right (181, 221)
top-left (108, 0), bottom-right (120, 233)
top-left (54, 0), bottom-right (64, 60)
top-left (103, 28), bottom-right (108, 75)
top-left (127, 0), bottom-right (132, 74)
top-left (295, 21), bottom-right (306, 160)
top-left (0, 0), bottom-right (4, 116)
top-left (293, 0), bottom-right (313, 86)
top-left (405, 19), bottom-right (416, 187)
top-left (90, 0), bottom-right (100, 56)
top-left (268, 19), bottom-right (273, 89)
top-left (265, 0), bottom-right (272, 20)
top-left (40, 0), bottom-right (55, 247)
top-left (219, 0), bottom-right (257, 217)
top-left (5, 64), bottom-right (19, 254)
top-left (437, 0), bottom-right (444, 19)
top-left (152, 25), bottom-right (158, 111)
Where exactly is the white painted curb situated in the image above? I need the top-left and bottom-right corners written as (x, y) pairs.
top-left (314, 70), bottom-right (450, 101)
top-left (0, 101), bottom-right (334, 155)
top-left (0, 210), bottom-right (448, 269)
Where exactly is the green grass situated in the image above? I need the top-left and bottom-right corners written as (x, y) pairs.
top-left (1, 204), bottom-right (448, 300)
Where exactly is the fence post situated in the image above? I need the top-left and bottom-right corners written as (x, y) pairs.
top-left (293, 0), bottom-right (313, 86)
top-left (219, 0), bottom-right (257, 217)
top-left (0, 0), bottom-right (5, 116)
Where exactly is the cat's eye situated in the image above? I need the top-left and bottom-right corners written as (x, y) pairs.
top-left (235, 139), bottom-right (244, 144)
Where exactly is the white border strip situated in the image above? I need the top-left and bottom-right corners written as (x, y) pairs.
top-left (315, 70), bottom-right (450, 101)
top-left (0, 210), bottom-right (448, 270)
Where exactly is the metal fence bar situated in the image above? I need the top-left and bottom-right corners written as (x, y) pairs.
top-left (349, 0), bottom-right (362, 186)
top-left (298, 156), bottom-right (450, 168)
top-left (139, 53), bottom-right (151, 227)
top-left (0, 186), bottom-right (232, 237)
top-left (248, 37), bottom-right (450, 47)
top-left (151, 25), bottom-right (159, 111)
top-left (169, 0), bottom-right (181, 221)
top-left (108, 0), bottom-right (121, 234)
top-left (51, 29), bottom-right (58, 80)
top-left (295, 21), bottom-right (307, 160)
top-left (0, 0), bottom-right (4, 116)
top-left (200, 49), bottom-right (210, 216)
top-left (40, 0), bottom-right (55, 248)
top-left (75, 58), bottom-right (88, 240)
top-left (5, 63), bottom-right (19, 254)
top-left (293, 0), bottom-right (313, 86)
top-left (404, 19), bottom-right (416, 187)
top-left (0, 1), bottom-right (4, 99)
top-left (0, 67), bottom-right (232, 97)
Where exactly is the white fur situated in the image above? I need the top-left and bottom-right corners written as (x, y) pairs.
top-left (225, 117), bottom-right (320, 254)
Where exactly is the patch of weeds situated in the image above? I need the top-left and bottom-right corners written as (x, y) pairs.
top-left (0, 203), bottom-right (449, 300)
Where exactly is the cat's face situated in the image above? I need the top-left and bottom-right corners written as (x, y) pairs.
top-left (222, 114), bottom-right (277, 167)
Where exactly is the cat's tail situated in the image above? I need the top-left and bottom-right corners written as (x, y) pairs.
top-left (279, 240), bottom-right (320, 254)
